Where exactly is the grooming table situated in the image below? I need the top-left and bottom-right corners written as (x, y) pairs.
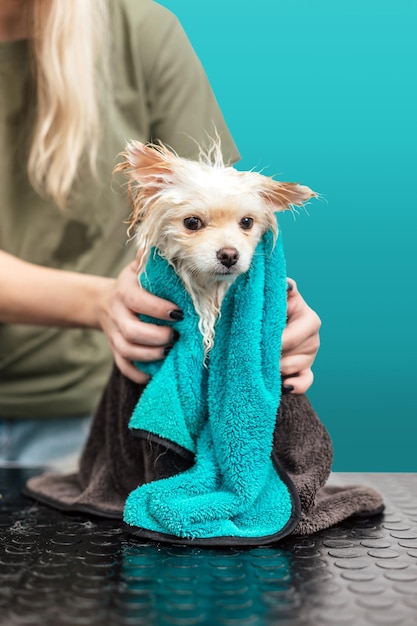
top-left (1, 468), bottom-right (416, 626)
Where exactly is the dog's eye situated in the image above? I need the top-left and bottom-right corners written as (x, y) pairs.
top-left (184, 217), bottom-right (203, 231)
top-left (240, 217), bottom-right (254, 230)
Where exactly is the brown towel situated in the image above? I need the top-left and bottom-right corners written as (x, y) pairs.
top-left (24, 364), bottom-right (384, 542)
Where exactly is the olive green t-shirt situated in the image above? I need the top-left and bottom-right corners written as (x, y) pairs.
top-left (0, 0), bottom-right (239, 418)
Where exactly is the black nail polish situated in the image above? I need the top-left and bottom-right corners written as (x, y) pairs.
top-left (164, 345), bottom-right (173, 356)
top-left (169, 309), bottom-right (184, 321)
top-left (172, 329), bottom-right (180, 342)
top-left (287, 280), bottom-right (294, 292)
top-left (282, 384), bottom-right (295, 394)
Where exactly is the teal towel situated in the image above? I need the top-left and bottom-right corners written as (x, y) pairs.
top-left (124, 227), bottom-right (299, 541)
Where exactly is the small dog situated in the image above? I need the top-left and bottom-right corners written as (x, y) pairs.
top-left (116, 140), bottom-right (316, 353)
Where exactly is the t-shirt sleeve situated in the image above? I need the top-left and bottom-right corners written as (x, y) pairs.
top-left (137, 4), bottom-right (240, 164)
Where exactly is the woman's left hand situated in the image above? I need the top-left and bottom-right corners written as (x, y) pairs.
top-left (280, 278), bottom-right (321, 394)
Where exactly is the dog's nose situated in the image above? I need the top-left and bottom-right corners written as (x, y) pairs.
top-left (217, 247), bottom-right (239, 268)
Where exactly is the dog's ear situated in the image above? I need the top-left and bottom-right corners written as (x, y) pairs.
top-left (115, 140), bottom-right (175, 196)
top-left (114, 141), bottom-right (177, 235)
top-left (261, 179), bottom-right (317, 212)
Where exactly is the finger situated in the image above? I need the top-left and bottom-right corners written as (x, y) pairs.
top-left (114, 354), bottom-right (150, 385)
top-left (281, 311), bottom-right (321, 354)
top-left (112, 331), bottom-right (174, 363)
top-left (118, 314), bottom-right (176, 348)
top-left (132, 344), bottom-right (174, 363)
top-left (280, 354), bottom-right (313, 378)
top-left (129, 287), bottom-right (184, 323)
top-left (282, 369), bottom-right (314, 395)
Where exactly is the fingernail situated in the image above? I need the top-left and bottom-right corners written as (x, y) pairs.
top-left (169, 309), bottom-right (184, 321)
top-left (172, 329), bottom-right (180, 342)
top-left (287, 281), bottom-right (294, 292)
top-left (164, 345), bottom-right (173, 356)
top-left (282, 384), bottom-right (295, 394)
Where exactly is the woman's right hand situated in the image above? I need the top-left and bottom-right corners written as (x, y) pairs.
top-left (98, 258), bottom-right (182, 384)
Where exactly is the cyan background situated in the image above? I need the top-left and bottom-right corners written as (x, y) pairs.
top-left (158, 0), bottom-right (417, 471)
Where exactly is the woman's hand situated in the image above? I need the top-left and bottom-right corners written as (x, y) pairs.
top-left (98, 259), bottom-right (181, 384)
top-left (281, 278), bottom-right (321, 394)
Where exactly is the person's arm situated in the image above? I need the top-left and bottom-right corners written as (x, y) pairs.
top-left (0, 250), bottom-right (112, 327)
top-left (0, 251), bottom-right (180, 384)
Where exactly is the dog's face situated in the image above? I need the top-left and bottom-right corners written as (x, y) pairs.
top-left (154, 185), bottom-right (274, 284)
top-left (117, 140), bottom-right (316, 286)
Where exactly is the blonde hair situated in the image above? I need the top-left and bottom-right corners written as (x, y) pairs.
top-left (28, 0), bottom-right (109, 207)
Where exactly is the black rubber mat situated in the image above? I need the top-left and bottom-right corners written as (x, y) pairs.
top-left (0, 469), bottom-right (416, 626)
